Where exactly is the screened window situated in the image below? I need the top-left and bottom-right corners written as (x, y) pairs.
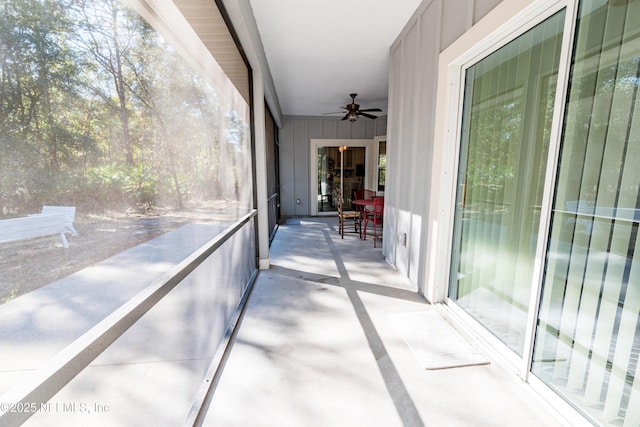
top-left (0, 0), bottom-right (252, 303)
top-left (0, 0), bottom-right (255, 422)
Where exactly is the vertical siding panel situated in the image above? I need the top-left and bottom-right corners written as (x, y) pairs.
top-left (385, 41), bottom-right (404, 267)
top-left (473, 0), bottom-right (502, 24)
top-left (279, 121), bottom-right (295, 216)
top-left (365, 120), bottom-right (375, 139)
top-left (394, 19), bottom-right (419, 277)
top-left (322, 119), bottom-right (337, 139)
top-left (293, 119), bottom-right (309, 216)
top-left (441, 0), bottom-right (471, 51)
top-left (376, 117), bottom-right (387, 136)
top-left (354, 119), bottom-right (368, 139)
top-left (336, 120), bottom-right (352, 139)
top-left (409, 0), bottom-right (440, 287)
top-left (308, 118), bottom-right (323, 139)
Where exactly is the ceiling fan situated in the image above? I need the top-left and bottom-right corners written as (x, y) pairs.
top-left (339, 93), bottom-right (382, 122)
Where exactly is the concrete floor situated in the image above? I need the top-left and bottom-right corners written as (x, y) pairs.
top-left (201, 218), bottom-right (570, 427)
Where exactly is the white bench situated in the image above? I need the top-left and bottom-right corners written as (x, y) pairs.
top-left (0, 213), bottom-right (70, 248)
top-left (41, 205), bottom-right (78, 236)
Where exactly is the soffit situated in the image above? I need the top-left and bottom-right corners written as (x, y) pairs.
top-left (175, 0), bottom-right (251, 103)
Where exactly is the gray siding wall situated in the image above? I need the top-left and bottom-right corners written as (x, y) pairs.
top-left (279, 116), bottom-right (387, 217)
top-left (385, 0), bottom-right (501, 293)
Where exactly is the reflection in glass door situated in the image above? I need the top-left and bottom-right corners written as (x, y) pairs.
top-left (449, 11), bottom-right (565, 355)
top-left (317, 146), bottom-right (366, 213)
top-left (532, 1), bottom-right (640, 425)
top-left (377, 139), bottom-right (386, 192)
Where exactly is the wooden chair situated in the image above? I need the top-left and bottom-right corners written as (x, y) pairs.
top-left (363, 189), bottom-right (376, 200)
top-left (352, 189), bottom-right (365, 226)
top-left (363, 197), bottom-right (384, 247)
top-left (337, 188), bottom-right (360, 238)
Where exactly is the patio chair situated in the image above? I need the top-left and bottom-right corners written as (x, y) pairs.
top-left (337, 188), bottom-right (360, 238)
top-left (352, 189), bottom-right (366, 221)
top-left (363, 189), bottom-right (376, 200)
top-left (363, 197), bottom-right (384, 247)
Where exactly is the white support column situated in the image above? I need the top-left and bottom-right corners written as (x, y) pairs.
top-left (253, 70), bottom-right (270, 269)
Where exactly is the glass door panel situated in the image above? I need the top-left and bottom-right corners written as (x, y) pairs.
top-left (377, 139), bottom-right (386, 192)
top-left (449, 11), bottom-right (566, 355)
top-left (317, 146), bottom-right (338, 212)
top-left (532, 1), bottom-right (640, 425)
top-left (316, 146), bottom-right (366, 212)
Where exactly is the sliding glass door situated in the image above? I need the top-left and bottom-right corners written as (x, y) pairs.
top-left (449, 0), bottom-right (640, 424)
top-left (449, 11), bottom-right (566, 355)
top-left (532, 1), bottom-right (640, 425)
top-left (316, 146), bottom-right (366, 212)
top-left (311, 139), bottom-right (374, 216)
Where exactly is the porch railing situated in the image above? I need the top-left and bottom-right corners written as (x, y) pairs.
top-left (0, 210), bottom-right (257, 426)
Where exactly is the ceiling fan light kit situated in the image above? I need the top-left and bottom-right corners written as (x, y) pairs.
top-left (339, 93), bottom-right (382, 122)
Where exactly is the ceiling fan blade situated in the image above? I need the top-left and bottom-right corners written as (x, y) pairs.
top-left (341, 112), bottom-right (350, 121)
top-left (322, 111), bottom-right (344, 115)
top-left (358, 108), bottom-right (382, 112)
top-left (358, 112), bottom-right (378, 120)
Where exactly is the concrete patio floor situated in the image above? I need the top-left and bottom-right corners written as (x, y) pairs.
top-left (200, 217), bottom-right (569, 427)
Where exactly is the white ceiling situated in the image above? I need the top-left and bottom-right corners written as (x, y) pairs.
top-left (248, 0), bottom-right (422, 117)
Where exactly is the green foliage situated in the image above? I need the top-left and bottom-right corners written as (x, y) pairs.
top-left (0, 0), bottom-right (252, 218)
top-left (121, 166), bottom-right (159, 211)
top-left (84, 165), bottom-right (158, 212)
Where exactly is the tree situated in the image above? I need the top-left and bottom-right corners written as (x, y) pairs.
top-left (0, 0), bottom-right (87, 213)
top-left (73, 0), bottom-right (137, 166)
